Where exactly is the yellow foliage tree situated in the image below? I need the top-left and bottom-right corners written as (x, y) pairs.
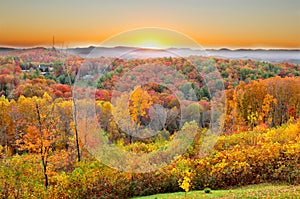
top-left (16, 92), bottom-right (56, 188)
top-left (129, 86), bottom-right (153, 125)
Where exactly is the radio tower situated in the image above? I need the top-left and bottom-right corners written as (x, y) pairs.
top-left (52, 35), bottom-right (55, 50)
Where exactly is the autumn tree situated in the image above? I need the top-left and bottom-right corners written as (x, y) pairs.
top-left (129, 86), bottom-right (153, 126)
top-left (52, 99), bottom-right (74, 150)
top-left (0, 96), bottom-right (14, 155)
top-left (112, 94), bottom-right (137, 143)
top-left (17, 93), bottom-right (56, 188)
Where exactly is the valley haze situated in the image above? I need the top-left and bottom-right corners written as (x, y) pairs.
top-left (1, 46), bottom-right (299, 64)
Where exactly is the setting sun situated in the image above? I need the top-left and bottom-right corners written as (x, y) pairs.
top-left (138, 39), bottom-right (165, 49)
top-left (102, 28), bottom-right (200, 49)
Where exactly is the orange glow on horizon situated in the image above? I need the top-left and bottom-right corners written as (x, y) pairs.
top-left (1, 28), bottom-right (299, 49)
top-left (0, 1), bottom-right (299, 49)
top-left (1, 26), bottom-right (299, 49)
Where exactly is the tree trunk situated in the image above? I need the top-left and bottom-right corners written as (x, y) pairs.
top-left (63, 54), bottom-right (81, 162)
top-left (72, 99), bottom-right (81, 162)
top-left (36, 103), bottom-right (49, 188)
top-left (41, 155), bottom-right (49, 187)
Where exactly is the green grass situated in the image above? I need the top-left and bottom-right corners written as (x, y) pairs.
top-left (133, 183), bottom-right (300, 199)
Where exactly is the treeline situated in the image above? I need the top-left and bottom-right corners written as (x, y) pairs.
top-left (225, 76), bottom-right (300, 133)
top-left (1, 76), bottom-right (298, 153)
top-left (0, 50), bottom-right (299, 100)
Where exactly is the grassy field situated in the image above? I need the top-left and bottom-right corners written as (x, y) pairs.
top-left (133, 183), bottom-right (300, 199)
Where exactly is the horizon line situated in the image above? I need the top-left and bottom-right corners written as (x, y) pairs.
top-left (0, 44), bottom-right (300, 51)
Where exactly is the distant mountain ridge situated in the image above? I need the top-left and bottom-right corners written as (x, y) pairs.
top-left (0, 46), bottom-right (299, 64)
top-left (65, 46), bottom-right (300, 63)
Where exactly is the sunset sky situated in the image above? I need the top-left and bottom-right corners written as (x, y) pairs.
top-left (0, 0), bottom-right (299, 49)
